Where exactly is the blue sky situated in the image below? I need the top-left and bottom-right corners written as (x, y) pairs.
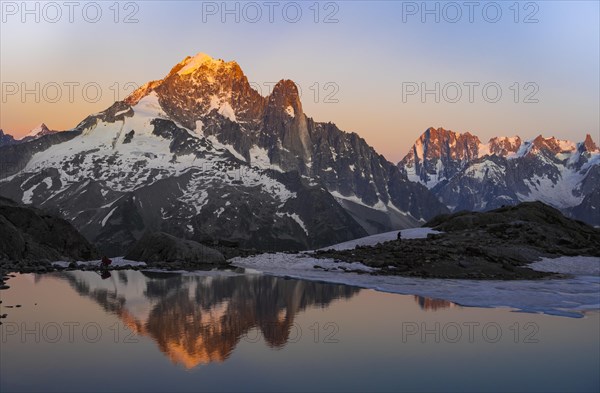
top-left (1, 0), bottom-right (598, 161)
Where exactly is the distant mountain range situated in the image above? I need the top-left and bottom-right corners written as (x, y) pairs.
top-left (0, 129), bottom-right (17, 146)
top-left (1, 54), bottom-right (597, 256)
top-left (0, 53), bottom-right (447, 255)
top-left (0, 123), bottom-right (57, 147)
top-left (399, 127), bottom-right (600, 226)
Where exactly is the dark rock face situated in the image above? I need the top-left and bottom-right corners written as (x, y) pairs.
top-left (399, 128), bottom-right (600, 227)
top-left (488, 136), bottom-right (522, 156)
top-left (0, 196), bottom-right (99, 262)
top-left (264, 80), bottom-right (312, 166)
top-left (124, 232), bottom-right (226, 266)
top-left (122, 130), bottom-right (135, 144)
top-left (583, 134), bottom-right (598, 152)
top-left (0, 130), bottom-right (17, 147)
top-left (399, 127), bottom-right (482, 186)
top-left (315, 202), bottom-right (600, 280)
top-left (568, 188), bottom-right (600, 228)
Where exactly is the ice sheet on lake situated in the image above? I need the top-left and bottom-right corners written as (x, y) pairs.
top-left (232, 253), bottom-right (600, 318)
top-left (529, 256), bottom-right (600, 276)
top-left (52, 257), bottom-right (147, 268)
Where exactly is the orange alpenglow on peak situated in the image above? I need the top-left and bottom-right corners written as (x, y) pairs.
top-left (583, 134), bottom-right (599, 152)
top-left (167, 52), bottom-right (237, 77)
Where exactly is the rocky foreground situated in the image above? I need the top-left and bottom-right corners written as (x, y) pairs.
top-left (0, 195), bottom-right (100, 284)
top-left (125, 231), bottom-right (228, 268)
top-left (2, 198), bottom-right (599, 285)
top-left (313, 202), bottom-right (600, 280)
top-left (0, 197), bottom-right (231, 291)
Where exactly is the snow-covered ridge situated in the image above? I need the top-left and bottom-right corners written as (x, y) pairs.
top-left (407, 132), bottom-right (592, 169)
top-left (18, 123), bottom-right (57, 140)
top-left (18, 91), bottom-right (297, 206)
top-left (24, 123), bottom-right (49, 138)
top-left (319, 228), bottom-right (440, 250)
top-left (177, 52), bottom-right (227, 75)
top-left (403, 128), bottom-right (597, 170)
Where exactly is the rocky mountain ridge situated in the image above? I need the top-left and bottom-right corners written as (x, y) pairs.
top-left (399, 127), bottom-right (600, 226)
top-left (0, 53), bottom-right (448, 255)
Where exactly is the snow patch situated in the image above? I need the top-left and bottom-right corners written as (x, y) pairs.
top-left (194, 120), bottom-right (204, 135)
top-left (477, 142), bottom-right (490, 157)
top-left (101, 206), bottom-right (118, 227)
top-left (277, 212), bottom-right (308, 235)
top-left (529, 256), bottom-right (600, 276)
top-left (516, 170), bottom-right (584, 208)
top-left (218, 102), bottom-right (237, 122)
top-left (249, 146), bottom-right (272, 170)
top-left (464, 161), bottom-right (506, 182)
top-left (177, 53), bottom-right (218, 75)
top-left (285, 105), bottom-right (295, 117)
top-left (206, 135), bottom-right (246, 162)
top-left (330, 190), bottom-right (392, 212)
top-left (52, 257), bottom-right (147, 268)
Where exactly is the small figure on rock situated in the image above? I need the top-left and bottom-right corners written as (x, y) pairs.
top-left (100, 256), bottom-right (112, 269)
top-left (397, 231), bottom-right (402, 241)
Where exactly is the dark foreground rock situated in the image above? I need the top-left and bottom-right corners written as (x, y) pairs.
top-left (125, 231), bottom-right (227, 268)
top-left (0, 196), bottom-right (99, 264)
top-left (314, 202), bottom-right (600, 280)
top-left (0, 195), bottom-right (99, 291)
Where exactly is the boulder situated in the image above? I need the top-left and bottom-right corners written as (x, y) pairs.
top-left (125, 232), bottom-right (227, 266)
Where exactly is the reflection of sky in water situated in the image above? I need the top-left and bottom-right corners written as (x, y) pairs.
top-left (1, 271), bottom-right (598, 392)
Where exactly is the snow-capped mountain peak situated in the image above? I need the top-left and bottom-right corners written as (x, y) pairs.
top-left (24, 123), bottom-right (52, 138)
top-left (15, 123), bottom-right (58, 142)
top-left (0, 129), bottom-right (18, 147)
top-left (487, 136), bottom-right (522, 157)
top-left (528, 135), bottom-right (576, 156)
top-left (165, 52), bottom-right (241, 78)
top-left (398, 127), bottom-right (600, 226)
top-left (124, 52), bottom-right (263, 129)
top-left (582, 134), bottom-right (599, 153)
top-left (0, 52), bottom-right (450, 255)
top-left (175, 52), bottom-right (222, 75)
top-left (399, 127), bottom-right (481, 188)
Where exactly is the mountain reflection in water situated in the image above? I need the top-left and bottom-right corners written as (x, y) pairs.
top-left (45, 271), bottom-right (361, 369)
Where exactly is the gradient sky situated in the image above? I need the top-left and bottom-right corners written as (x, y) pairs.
top-left (1, 0), bottom-right (598, 161)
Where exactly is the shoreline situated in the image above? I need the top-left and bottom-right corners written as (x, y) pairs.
top-left (1, 255), bottom-right (599, 319)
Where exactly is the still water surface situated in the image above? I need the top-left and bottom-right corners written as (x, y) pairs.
top-left (1, 270), bottom-right (598, 392)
